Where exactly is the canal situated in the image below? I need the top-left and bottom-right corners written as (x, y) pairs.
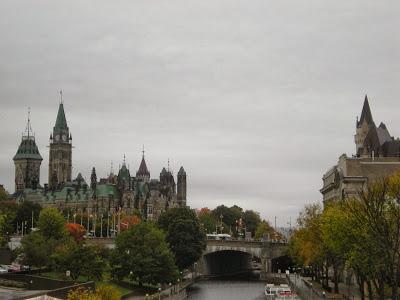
top-left (187, 279), bottom-right (266, 300)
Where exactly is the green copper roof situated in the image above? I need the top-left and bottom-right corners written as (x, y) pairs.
top-left (18, 183), bottom-right (119, 204)
top-left (55, 103), bottom-right (68, 130)
top-left (13, 138), bottom-right (43, 161)
top-left (118, 164), bottom-right (130, 181)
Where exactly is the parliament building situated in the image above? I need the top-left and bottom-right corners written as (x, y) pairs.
top-left (13, 101), bottom-right (187, 220)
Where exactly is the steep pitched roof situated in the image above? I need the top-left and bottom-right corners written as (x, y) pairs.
top-left (13, 138), bottom-right (43, 161)
top-left (118, 164), bottom-right (131, 181)
top-left (137, 156), bottom-right (150, 176)
top-left (358, 95), bottom-right (374, 127)
top-left (376, 123), bottom-right (392, 145)
top-left (55, 103), bottom-right (68, 130)
top-left (178, 166), bottom-right (186, 175)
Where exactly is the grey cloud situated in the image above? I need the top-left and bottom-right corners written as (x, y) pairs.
top-left (0, 0), bottom-right (399, 226)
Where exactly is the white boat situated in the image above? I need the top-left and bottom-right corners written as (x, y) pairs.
top-left (265, 284), bottom-right (300, 300)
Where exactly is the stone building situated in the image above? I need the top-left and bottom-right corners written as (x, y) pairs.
top-left (13, 99), bottom-right (187, 220)
top-left (48, 102), bottom-right (72, 188)
top-left (13, 112), bottom-right (43, 192)
top-left (321, 96), bottom-right (400, 205)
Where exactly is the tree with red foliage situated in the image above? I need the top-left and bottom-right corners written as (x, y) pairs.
top-left (120, 215), bottom-right (141, 231)
top-left (65, 223), bottom-right (86, 242)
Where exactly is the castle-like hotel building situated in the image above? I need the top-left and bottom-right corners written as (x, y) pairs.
top-left (321, 96), bottom-right (400, 205)
top-left (13, 101), bottom-right (187, 220)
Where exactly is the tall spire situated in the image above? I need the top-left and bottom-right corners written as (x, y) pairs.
top-left (24, 107), bottom-right (33, 140)
top-left (358, 94), bottom-right (374, 127)
top-left (55, 102), bottom-right (68, 130)
top-left (137, 148), bottom-right (150, 178)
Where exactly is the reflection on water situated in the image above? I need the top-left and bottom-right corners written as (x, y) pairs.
top-left (187, 279), bottom-right (266, 300)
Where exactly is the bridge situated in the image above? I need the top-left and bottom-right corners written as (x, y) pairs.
top-left (200, 239), bottom-right (287, 279)
top-left (86, 238), bottom-right (288, 279)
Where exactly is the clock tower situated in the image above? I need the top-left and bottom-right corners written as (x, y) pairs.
top-left (48, 99), bottom-right (72, 188)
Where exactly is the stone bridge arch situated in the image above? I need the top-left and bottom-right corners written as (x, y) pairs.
top-left (200, 240), bottom-right (287, 279)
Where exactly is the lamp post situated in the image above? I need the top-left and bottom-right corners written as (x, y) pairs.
top-left (100, 214), bottom-right (103, 238)
top-left (107, 213), bottom-right (110, 238)
top-left (219, 214), bottom-right (223, 233)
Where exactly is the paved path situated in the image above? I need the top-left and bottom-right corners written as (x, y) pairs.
top-left (288, 274), bottom-right (363, 300)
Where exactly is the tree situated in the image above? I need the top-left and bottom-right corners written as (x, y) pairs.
top-left (20, 207), bottom-right (71, 269)
top-left (320, 203), bottom-right (349, 293)
top-left (242, 210), bottom-right (261, 236)
top-left (198, 207), bottom-right (218, 234)
top-left (110, 222), bottom-right (178, 285)
top-left (15, 201), bottom-right (41, 232)
top-left (38, 207), bottom-right (67, 240)
top-left (254, 220), bottom-right (275, 240)
top-left (158, 207), bottom-right (206, 270)
top-left (0, 214), bottom-right (8, 247)
top-left (52, 243), bottom-right (105, 281)
top-left (20, 232), bottom-right (52, 267)
top-left (120, 215), bottom-right (141, 231)
top-left (0, 186), bottom-right (8, 201)
top-left (65, 223), bottom-right (86, 242)
top-left (212, 205), bottom-right (242, 230)
top-left (344, 174), bottom-right (400, 300)
top-left (288, 203), bottom-right (325, 283)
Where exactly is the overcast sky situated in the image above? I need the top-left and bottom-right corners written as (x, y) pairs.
top-left (1, 1), bottom-right (399, 226)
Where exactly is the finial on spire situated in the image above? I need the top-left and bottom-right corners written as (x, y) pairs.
top-left (110, 161), bottom-right (114, 175)
top-left (123, 154), bottom-right (126, 165)
top-left (142, 144), bottom-right (145, 157)
top-left (25, 107), bottom-right (33, 139)
top-left (60, 90), bottom-right (63, 104)
top-left (168, 158), bottom-right (170, 172)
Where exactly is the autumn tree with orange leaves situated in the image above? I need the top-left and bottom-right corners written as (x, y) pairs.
top-left (120, 215), bottom-right (141, 231)
top-left (65, 223), bottom-right (86, 242)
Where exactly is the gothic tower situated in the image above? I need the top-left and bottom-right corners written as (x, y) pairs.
top-left (136, 151), bottom-right (150, 183)
top-left (13, 110), bottom-right (43, 192)
top-left (355, 95), bottom-right (375, 157)
top-left (48, 100), bottom-right (72, 188)
top-left (91, 167), bottom-right (97, 190)
top-left (177, 166), bottom-right (187, 207)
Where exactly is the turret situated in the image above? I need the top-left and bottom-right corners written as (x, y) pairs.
top-left (355, 95), bottom-right (375, 156)
top-left (118, 156), bottom-right (131, 190)
top-left (136, 149), bottom-right (150, 183)
top-left (91, 167), bottom-right (97, 190)
top-left (13, 109), bottom-right (43, 192)
top-left (177, 166), bottom-right (187, 207)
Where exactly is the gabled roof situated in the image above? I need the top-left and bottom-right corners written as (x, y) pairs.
top-left (54, 103), bottom-right (68, 131)
top-left (357, 95), bottom-right (374, 127)
top-left (137, 156), bottom-right (150, 176)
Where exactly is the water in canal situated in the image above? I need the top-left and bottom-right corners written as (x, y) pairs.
top-left (187, 279), bottom-right (266, 300)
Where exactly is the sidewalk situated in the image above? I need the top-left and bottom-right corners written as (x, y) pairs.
top-left (288, 274), bottom-right (361, 300)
